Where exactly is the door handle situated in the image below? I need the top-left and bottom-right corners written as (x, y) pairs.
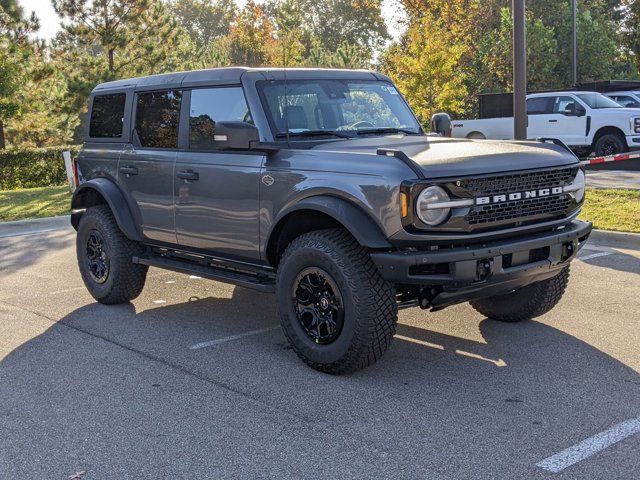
top-left (176, 170), bottom-right (199, 181)
top-left (119, 165), bottom-right (138, 175)
top-left (548, 119), bottom-right (558, 123)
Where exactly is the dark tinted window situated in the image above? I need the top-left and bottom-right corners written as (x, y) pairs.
top-left (189, 87), bottom-right (251, 150)
top-left (526, 97), bottom-right (553, 115)
top-left (89, 93), bottom-right (126, 138)
top-left (135, 90), bottom-right (181, 148)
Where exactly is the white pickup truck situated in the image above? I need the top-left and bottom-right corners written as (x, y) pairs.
top-left (451, 91), bottom-right (640, 157)
top-left (605, 90), bottom-right (640, 108)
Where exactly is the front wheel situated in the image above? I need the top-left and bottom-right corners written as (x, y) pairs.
top-left (276, 229), bottom-right (397, 374)
top-left (594, 133), bottom-right (626, 157)
top-left (470, 267), bottom-right (570, 322)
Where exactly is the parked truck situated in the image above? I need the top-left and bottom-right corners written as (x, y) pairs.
top-left (70, 67), bottom-right (592, 374)
top-left (451, 91), bottom-right (640, 157)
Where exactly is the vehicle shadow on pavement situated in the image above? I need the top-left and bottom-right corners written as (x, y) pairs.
top-left (1, 287), bottom-right (639, 478)
top-left (578, 249), bottom-right (640, 276)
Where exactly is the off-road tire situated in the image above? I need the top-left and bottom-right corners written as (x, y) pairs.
top-left (276, 229), bottom-right (397, 374)
top-left (594, 133), bottom-right (626, 157)
top-left (77, 205), bottom-right (148, 304)
top-left (470, 266), bottom-right (570, 322)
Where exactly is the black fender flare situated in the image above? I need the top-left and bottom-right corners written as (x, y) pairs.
top-left (273, 195), bottom-right (392, 249)
top-left (71, 178), bottom-right (141, 241)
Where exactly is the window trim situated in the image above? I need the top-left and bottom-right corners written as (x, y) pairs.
top-left (87, 90), bottom-right (132, 143)
top-left (131, 88), bottom-right (183, 151)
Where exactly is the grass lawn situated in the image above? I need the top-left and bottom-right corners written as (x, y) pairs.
top-left (0, 185), bottom-right (638, 233)
top-left (580, 188), bottom-right (640, 233)
top-left (0, 185), bottom-right (71, 222)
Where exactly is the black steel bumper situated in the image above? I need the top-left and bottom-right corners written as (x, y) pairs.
top-left (371, 220), bottom-right (592, 309)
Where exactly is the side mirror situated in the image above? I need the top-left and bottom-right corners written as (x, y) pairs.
top-left (213, 121), bottom-right (260, 150)
top-left (431, 112), bottom-right (452, 137)
top-left (564, 104), bottom-right (585, 117)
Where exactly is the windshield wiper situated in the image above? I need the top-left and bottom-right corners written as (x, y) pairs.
top-left (355, 127), bottom-right (419, 136)
top-left (275, 130), bottom-right (353, 139)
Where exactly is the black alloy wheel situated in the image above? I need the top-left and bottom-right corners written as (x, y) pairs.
top-left (86, 229), bottom-right (109, 283)
top-left (292, 267), bottom-right (345, 344)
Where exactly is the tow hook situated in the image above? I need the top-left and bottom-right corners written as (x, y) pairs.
top-left (561, 242), bottom-right (574, 262)
top-left (476, 259), bottom-right (493, 282)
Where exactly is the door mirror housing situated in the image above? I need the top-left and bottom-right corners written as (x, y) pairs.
top-left (430, 112), bottom-right (452, 137)
top-left (213, 121), bottom-right (260, 150)
top-left (564, 103), bottom-right (586, 117)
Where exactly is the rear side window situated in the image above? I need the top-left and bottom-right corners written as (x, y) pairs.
top-left (135, 90), bottom-right (182, 148)
top-left (189, 87), bottom-right (252, 150)
top-left (526, 97), bottom-right (553, 115)
top-left (89, 93), bottom-right (126, 138)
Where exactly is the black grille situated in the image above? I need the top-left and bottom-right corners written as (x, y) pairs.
top-left (462, 167), bottom-right (578, 227)
top-left (466, 195), bottom-right (573, 225)
top-left (463, 167), bottom-right (578, 197)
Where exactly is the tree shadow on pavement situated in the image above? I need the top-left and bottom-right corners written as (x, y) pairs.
top-left (1, 287), bottom-right (639, 478)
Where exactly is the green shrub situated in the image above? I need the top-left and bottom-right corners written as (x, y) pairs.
top-left (0, 145), bottom-right (81, 190)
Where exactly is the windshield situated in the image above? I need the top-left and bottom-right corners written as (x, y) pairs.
top-left (576, 93), bottom-right (622, 109)
top-left (257, 80), bottom-right (421, 137)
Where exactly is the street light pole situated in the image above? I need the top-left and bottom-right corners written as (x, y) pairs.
top-left (513, 0), bottom-right (527, 140)
top-left (572, 0), bottom-right (578, 85)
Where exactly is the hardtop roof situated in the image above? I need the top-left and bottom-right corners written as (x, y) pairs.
top-left (91, 67), bottom-right (387, 93)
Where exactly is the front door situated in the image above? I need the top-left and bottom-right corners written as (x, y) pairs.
top-left (118, 89), bottom-right (182, 244)
top-left (174, 86), bottom-right (263, 260)
top-left (548, 95), bottom-right (587, 146)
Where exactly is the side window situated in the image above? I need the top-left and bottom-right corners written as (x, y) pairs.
top-left (553, 96), bottom-right (577, 114)
top-left (526, 97), bottom-right (553, 115)
top-left (612, 95), bottom-right (636, 107)
top-left (189, 87), bottom-right (252, 150)
top-left (89, 93), bottom-right (126, 138)
top-left (135, 90), bottom-right (182, 148)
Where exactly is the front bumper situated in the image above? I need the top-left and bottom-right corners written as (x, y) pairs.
top-left (371, 220), bottom-right (592, 309)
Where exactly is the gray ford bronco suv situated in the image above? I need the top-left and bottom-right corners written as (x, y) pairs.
top-left (72, 67), bottom-right (592, 374)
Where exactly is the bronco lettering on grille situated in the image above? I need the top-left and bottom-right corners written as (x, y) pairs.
top-left (476, 186), bottom-right (564, 205)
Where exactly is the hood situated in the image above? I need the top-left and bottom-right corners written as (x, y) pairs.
top-left (595, 107), bottom-right (640, 116)
top-left (310, 135), bottom-right (579, 178)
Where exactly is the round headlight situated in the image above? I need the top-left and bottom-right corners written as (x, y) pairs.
top-left (573, 169), bottom-right (585, 203)
top-left (416, 185), bottom-right (450, 226)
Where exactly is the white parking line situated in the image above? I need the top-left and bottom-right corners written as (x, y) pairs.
top-left (536, 416), bottom-right (640, 473)
top-left (189, 326), bottom-right (279, 350)
top-left (578, 251), bottom-right (614, 261)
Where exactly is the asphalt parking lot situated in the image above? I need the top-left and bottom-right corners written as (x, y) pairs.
top-left (1, 223), bottom-right (639, 479)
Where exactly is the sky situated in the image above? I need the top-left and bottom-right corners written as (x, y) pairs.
top-left (21, 0), bottom-right (407, 43)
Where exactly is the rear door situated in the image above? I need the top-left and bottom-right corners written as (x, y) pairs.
top-left (526, 96), bottom-right (554, 139)
top-left (118, 89), bottom-right (181, 244)
top-left (174, 86), bottom-right (263, 260)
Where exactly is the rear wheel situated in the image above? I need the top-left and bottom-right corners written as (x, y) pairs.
top-left (470, 267), bottom-right (570, 322)
top-left (77, 205), bottom-right (148, 304)
top-left (276, 229), bottom-right (397, 374)
top-left (594, 133), bottom-right (626, 157)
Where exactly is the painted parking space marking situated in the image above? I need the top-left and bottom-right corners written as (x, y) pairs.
top-left (189, 326), bottom-right (279, 350)
top-left (395, 334), bottom-right (507, 367)
top-left (578, 251), bottom-right (614, 261)
top-left (536, 415), bottom-right (640, 473)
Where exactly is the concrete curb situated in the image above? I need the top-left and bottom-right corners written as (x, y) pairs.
top-left (589, 229), bottom-right (640, 250)
top-left (0, 215), bottom-right (71, 238)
